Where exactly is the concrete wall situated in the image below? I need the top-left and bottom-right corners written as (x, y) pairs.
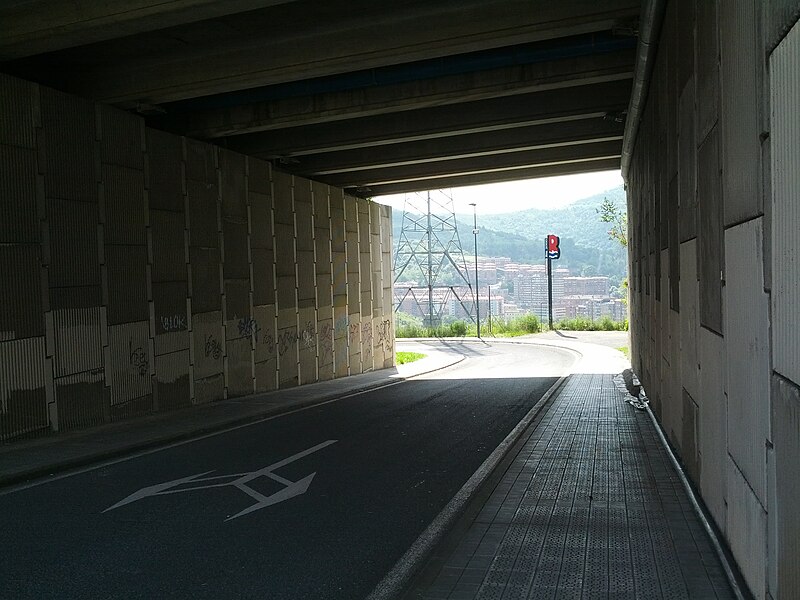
top-left (626, 3), bottom-right (800, 599)
top-left (0, 73), bottom-right (394, 440)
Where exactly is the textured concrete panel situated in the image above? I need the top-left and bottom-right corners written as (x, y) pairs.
top-left (252, 304), bottom-right (276, 364)
top-left (102, 164), bottom-right (146, 245)
top-left (274, 223), bottom-right (296, 278)
top-left (772, 374), bottom-right (800, 598)
top-left (106, 244), bottom-right (148, 325)
top-left (251, 248), bottom-right (275, 306)
top-left (0, 74), bottom-right (37, 150)
top-left (698, 126), bottom-right (723, 334)
top-left (154, 349), bottom-right (190, 410)
top-left (770, 19), bottom-right (800, 385)
top-left (186, 179), bottom-right (219, 248)
top-left (225, 336), bottom-right (253, 398)
top-left (298, 307), bottom-right (317, 385)
top-left (52, 307), bottom-right (103, 378)
top-left (194, 374), bottom-right (224, 404)
top-left (698, 327), bottom-right (727, 529)
top-left (108, 321), bottom-right (151, 406)
top-left (294, 195), bottom-right (314, 253)
top-left (152, 280), bottom-right (188, 336)
top-left (724, 218), bottom-right (770, 504)
top-left (55, 371), bottom-right (107, 431)
top-left (726, 458), bottom-right (767, 600)
top-left (223, 278), bottom-right (251, 331)
top-left (146, 128), bottom-right (183, 212)
top-left (254, 359), bottom-right (277, 393)
top-left (0, 245), bottom-right (43, 339)
top-left (272, 169), bottom-right (293, 226)
top-left (249, 191), bottom-right (273, 250)
top-left (219, 150), bottom-right (247, 219)
top-left (248, 157), bottom-right (270, 195)
top-left (276, 275), bottom-right (296, 313)
top-left (297, 251), bottom-right (315, 302)
top-left (150, 209), bottom-right (187, 283)
top-left (678, 78), bottom-right (697, 242)
top-left (185, 138), bottom-right (216, 184)
top-left (679, 240), bottom-right (699, 400)
top-left (721, 0), bottom-right (763, 226)
top-left (191, 311), bottom-right (224, 380)
top-left (0, 336), bottom-right (47, 439)
top-left (0, 145), bottom-right (39, 244)
top-left (331, 206), bottom-right (345, 254)
top-left (682, 389), bottom-right (700, 482)
top-left (696, 0), bottom-right (720, 142)
top-left (765, 0), bottom-right (800, 50)
top-left (189, 246), bottom-right (222, 314)
top-left (47, 197), bottom-right (100, 288)
top-left (222, 219), bottom-right (249, 280)
top-left (277, 322), bottom-right (298, 389)
top-left (99, 105), bottom-right (143, 170)
top-left (40, 88), bottom-right (96, 204)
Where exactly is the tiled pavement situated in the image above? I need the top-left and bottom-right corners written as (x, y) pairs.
top-left (412, 371), bottom-right (736, 600)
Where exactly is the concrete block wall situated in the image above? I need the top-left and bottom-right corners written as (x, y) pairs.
top-left (626, 3), bottom-right (800, 599)
top-left (0, 73), bottom-right (395, 441)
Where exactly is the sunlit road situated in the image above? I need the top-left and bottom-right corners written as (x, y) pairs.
top-left (0, 341), bottom-right (575, 599)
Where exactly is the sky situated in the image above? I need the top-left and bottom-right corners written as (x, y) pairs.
top-left (373, 169), bottom-right (624, 215)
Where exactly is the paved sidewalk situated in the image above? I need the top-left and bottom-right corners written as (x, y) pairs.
top-left (408, 368), bottom-right (737, 599)
top-left (0, 340), bottom-right (463, 487)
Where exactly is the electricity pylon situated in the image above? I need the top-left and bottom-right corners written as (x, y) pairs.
top-left (393, 190), bottom-right (476, 327)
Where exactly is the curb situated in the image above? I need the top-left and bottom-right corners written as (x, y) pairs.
top-left (367, 347), bottom-right (582, 600)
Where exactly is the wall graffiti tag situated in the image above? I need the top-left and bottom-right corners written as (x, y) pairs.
top-left (204, 334), bottom-right (222, 360)
top-left (129, 338), bottom-right (148, 376)
top-left (237, 317), bottom-right (258, 339)
top-left (319, 322), bottom-right (334, 365)
top-left (160, 314), bottom-right (187, 332)
top-left (376, 319), bottom-right (393, 352)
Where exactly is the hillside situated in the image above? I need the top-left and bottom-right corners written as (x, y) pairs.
top-left (390, 186), bottom-right (628, 283)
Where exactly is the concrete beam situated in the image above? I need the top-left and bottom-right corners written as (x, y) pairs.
top-left (231, 80), bottom-right (632, 158)
top-left (168, 50), bottom-right (634, 138)
top-left (360, 158), bottom-right (622, 198)
top-left (32, 0), bottom-right (638, 103)
top-left (0, 1), bottom-right (299, 60)
top-left (295, 118), bottom-right (624, 176)
top-left (316, 139), bottom-right (623, 188)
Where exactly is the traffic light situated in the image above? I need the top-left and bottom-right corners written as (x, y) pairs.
top-left (546, 234), bottom-right (560, 260)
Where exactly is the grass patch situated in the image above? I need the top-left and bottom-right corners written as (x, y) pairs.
top-left (617, 346), bottom-right (630, 359)
top-left (396, 351), bottom-right (426, 364)
top-left (554, 316), bottom-right (628, 331)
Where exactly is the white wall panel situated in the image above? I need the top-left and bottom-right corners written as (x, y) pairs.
top-left (727, 457), bottom-right (767, 600)
top-left (771, 18), bottom-right (800, 386)
top-left (724, 218), bottom-right (770, 504)
top-left (699, 326), bottom-right (727, 528)
top-left (680, 240), bottom-right (699, 400)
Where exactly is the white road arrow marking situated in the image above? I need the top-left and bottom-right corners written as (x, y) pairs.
top-left (103, 440), bottom-right (337, 521)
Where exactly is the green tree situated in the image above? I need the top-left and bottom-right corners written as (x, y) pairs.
top-left (597, 198), bottom-right (628, 247)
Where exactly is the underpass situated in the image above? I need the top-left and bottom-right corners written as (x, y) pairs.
top-left (1, 1), bottom-right (799, 597)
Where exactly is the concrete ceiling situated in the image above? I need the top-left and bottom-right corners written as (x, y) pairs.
top-left (0, 0), bottom-right (640, 197)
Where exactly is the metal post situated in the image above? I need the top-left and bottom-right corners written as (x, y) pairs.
top-left (488, 285), bottom-right (492, 334)
top-left (547, 255), bottom-right (553, 329)
top-left (426, 191), bottom-right (434, 328)
top-left (470, 203), bottom-right (480, 339)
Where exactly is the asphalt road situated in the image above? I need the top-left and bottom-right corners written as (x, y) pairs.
top-left (0, 341), bottom-right (575, 600)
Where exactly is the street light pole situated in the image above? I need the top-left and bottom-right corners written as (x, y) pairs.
top-left (469, 203), bottom-right (480, 339)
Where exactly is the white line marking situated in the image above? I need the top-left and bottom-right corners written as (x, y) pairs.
top-left (103, 440), bottom-right (337, 521)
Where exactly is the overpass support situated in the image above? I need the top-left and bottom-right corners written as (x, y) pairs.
top-left (625, 2), bottom-right (800, 598)
top-left (0, 73), bottom-right (395, 440)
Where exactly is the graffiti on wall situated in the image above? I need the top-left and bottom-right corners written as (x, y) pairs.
top-left (204, 334), bottom-right (223, 360)
top-left (129, 338), bottom-right (148, 376)
top-left (375, 319), bottom-right (392, 352)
